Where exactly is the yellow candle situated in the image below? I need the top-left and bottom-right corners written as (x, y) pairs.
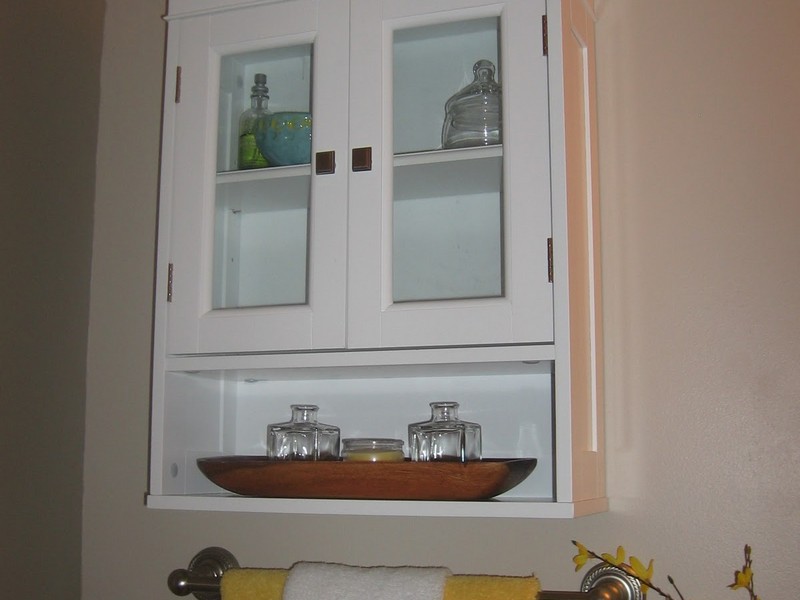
top-left (343, 449), bottom-right (405, 462)
top-left (341, 438), bottom-right (405, 462)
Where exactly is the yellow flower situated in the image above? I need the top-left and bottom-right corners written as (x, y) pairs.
top-left (572, 541), bottom-right (590, 572)
top-left (729, 565), bottom-right (753, 590)
top-left (630, 555), bottom-right (654, 584)
top-left (601, 546), bottom-right (626, 567)
top-left (568, 542), bottom-right (760, 600)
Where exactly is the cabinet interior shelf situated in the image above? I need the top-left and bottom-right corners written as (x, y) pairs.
top-left (216, 146), bottom-right (501, 183)
top-left (165, 344), bottom-right (556, 377)
top-left (214, 146), bottom-right (502, 212)
top-left (217, 163), bottom-right (311, 183)
top-left (394, 144), bottom-right (502, 166)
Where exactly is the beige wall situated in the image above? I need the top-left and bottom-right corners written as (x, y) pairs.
top-left (81, 1), bottom-right (799, 599)
top-left (0, 2), bottom-right (103, 599)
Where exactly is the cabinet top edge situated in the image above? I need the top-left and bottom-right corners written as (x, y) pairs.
top-left (165, 0), bottom-right (570, 22)
top-left (166, 0), bottom-right (286, 20)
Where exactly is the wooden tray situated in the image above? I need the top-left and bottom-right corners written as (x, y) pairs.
top-left (196, 457), bottom-right (537, 501)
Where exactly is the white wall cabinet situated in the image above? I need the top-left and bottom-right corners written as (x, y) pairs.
top-left (148, 0), bottom-right (606, 518)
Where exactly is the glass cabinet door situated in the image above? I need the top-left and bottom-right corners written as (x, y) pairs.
top-left (347, 0), bottom-right (554, 349)
top-left (213, 44), bottom-right (313, 310)
top-left (165, 0), bottom-right (350, 355)
top-left (392, 19), bottom-right (503, 303)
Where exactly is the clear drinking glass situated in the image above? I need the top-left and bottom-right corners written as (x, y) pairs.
top-left (266, 404), bottom-right (340, 460)
top-left (408, 402), bottom-right (482, 462)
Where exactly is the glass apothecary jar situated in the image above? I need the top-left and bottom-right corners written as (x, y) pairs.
top-left (408, 402), bottom-right (482, 462)
top-left (266, 404), bottom-right (340, 460)
top-left (441, 59), bottom-right (502, 149)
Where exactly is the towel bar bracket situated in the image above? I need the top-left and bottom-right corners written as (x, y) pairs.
top-left (167, 547), bottom-right (641, 600)
top-left (582, 563), bottom-right (642, 600)
top-left (168, 546), bottom-right (239, 600)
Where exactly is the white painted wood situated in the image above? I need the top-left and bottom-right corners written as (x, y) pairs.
top-left (164, 344), bottom-right (555, 373)
top-left (150, 0), bottom-right (606, 518)
top-left (548, 0), bottom-right (605, 505)
top-left (346, 0), bottom-right (553, 349)
top-left (161, 0), bottom-right (350, 354)
top-left (167, 0), bottom-right (288, 20)
top-left (155, 368), bottom-right (554, 498)
top-left (146, 494), bottom-right (609, 519)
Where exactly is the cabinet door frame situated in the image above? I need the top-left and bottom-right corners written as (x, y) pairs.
top-left (346, 0), bottom-right (554, 350)
top-left (160, 0), bottom-right (351, 355)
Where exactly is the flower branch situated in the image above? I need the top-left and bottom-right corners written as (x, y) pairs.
top-left (571, 541), bottom-right (760, 600)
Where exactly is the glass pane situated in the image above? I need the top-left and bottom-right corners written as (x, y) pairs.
top-left (392, 19), bottom-right (503, 303)
top-left (213, 175), bottom-right (309, 309)
top-left (213, 44), bottom-right (313, 309)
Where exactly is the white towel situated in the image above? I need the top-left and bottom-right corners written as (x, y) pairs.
top-left (284, 561), bottom-right (450, 600)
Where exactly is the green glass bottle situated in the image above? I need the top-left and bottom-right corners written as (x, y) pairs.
top-left (237, 73), bottom-right (270, 169)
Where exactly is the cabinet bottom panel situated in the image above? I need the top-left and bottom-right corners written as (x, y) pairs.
top-left (146, 494), bottom-right (608, 519)
top-left (154, 366), bottom-right (556, 500)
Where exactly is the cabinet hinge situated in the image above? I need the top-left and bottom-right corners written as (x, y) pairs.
top-left (167, 263), bottom-right (174, 302)
top-left (175, 66), bottom-right (182, 103)
top-left (547, 238), bottom-right (553, 283)
top-left (542, 15), bottom-right (548, 56)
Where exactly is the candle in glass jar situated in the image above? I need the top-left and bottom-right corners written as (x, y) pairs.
top-left (341, 438), bottom-right (405, 462)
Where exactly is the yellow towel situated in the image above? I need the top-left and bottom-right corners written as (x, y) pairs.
top-left (221, 568), bottom-right (540, 600)
top-left (444, 575), bottom-right (540, 600)
top-left (221, 568), bottom-right (287, 600)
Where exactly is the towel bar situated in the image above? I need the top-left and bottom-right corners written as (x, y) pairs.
top-left (168, 547), bottom-right (642, 600)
